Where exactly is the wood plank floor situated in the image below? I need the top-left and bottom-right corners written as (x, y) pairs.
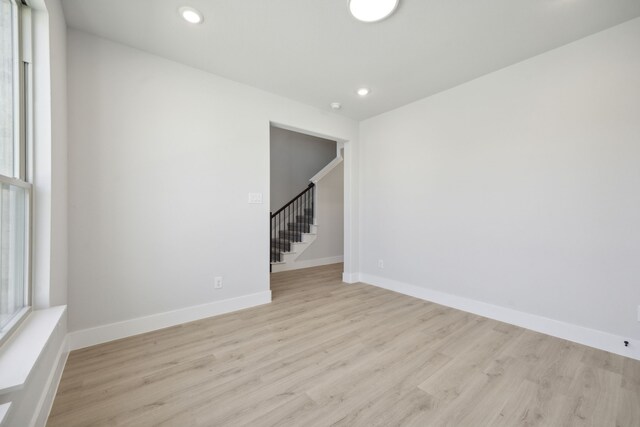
top-left (48, 263), bottom-right (640, 426)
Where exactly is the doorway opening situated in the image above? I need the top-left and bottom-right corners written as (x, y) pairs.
top-left (269, 124), bottom-right (346, 287)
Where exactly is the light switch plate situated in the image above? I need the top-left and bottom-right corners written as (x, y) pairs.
top-left (248, 193), bottom-right (263, 204)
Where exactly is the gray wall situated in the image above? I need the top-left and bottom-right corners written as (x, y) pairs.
top-left (359, 17), bottom-right (640, 344)
top-left (66, 30), bottom-right (358, 332)
top-left (298, 162), bottom-right (343, 262)
top-left (270, 127), bottom-right (336, 211)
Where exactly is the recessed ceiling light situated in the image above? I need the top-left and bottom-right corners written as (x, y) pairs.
top-left (349, 0), bottom-right (399, 23)
top-left (357, 88), bottom-right (370, 96)
top-left (179, 6), bottom-right (203, 24)
top-left (330, 102), bottom-right (342, 110)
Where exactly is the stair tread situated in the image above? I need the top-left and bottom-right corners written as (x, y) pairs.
top-left (271, 233), bottom-right (315, 241)
top-left (270, 235), bottom-right (314, 246)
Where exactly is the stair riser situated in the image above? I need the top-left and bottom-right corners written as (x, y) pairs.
top-left (288, 224), bottom-right (310, 233)
top-left (278, 231), bottom-right (302, 242)
top-left (295, 215), bottom-right (314, 223)
top-left (271, 241), bottom-right (291, 252)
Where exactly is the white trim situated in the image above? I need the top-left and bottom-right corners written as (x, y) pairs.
top-left (0, 403), bottom-right (10, 427)
top-left (68, 291), bottom-right (272, 350)
top-left (342, 272), bottom-right (360, 284)
top-left (310, 156), bottom-right (343, 184)
top-left (272, 257), bottom-right (343, 273)
top-left (269, 122), bottom-right (348, 144)
top-left (0, 175), bottom-right (32, 189)
top-left (30, 335), bottom-right (68, 427)
top-left (0, 306), bottom-right (66, 394)
top-left (360, 273), bottom-right (640, 361)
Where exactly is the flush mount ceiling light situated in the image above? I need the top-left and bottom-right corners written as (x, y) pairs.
top-left (330, 102), bottom-right (342, 110)
top-left (357, 87), bottom-right (370, 96)
top-left (349, 0), bottom-right (399, 23)
top-left (179, 6), bottom-right (203, 24)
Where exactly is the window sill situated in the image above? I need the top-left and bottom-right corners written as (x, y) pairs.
top-left (0, 306), bottom-right (66, 395)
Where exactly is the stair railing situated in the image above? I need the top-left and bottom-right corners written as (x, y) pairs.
top-left (270, 183), bottom-right (315, 264)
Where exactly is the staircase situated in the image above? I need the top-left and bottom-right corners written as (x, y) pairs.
top-left (271, 183), bottom-right (316, 270)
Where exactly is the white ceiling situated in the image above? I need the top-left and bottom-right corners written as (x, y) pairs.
top-left (61, 0), bottom-right (640, 120)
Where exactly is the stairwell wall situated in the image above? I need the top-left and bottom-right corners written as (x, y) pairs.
top-left (297, 162), bottom-right (344, 264)
top-left (270, 127), bottom-right (336, 212)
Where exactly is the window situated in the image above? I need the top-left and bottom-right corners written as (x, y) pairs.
top-left (0, 0), bottom-right (31, 342)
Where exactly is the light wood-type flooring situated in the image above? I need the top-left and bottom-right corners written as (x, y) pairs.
top-left (48, 263), bottom-right (640, 426)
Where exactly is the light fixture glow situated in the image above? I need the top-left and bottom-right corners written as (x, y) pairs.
top-left (349, 0), bottom-right (399, 23)
top-left (179, 6), bottom-right (203, 24)
top-left (357, 87), bottom-right (370, 96)
top-left (330, 102), bottom-right (342, 110)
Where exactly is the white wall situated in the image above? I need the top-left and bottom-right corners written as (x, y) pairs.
top-left (360, 17), bottom-right (640, 349)
top-left (298, 162), bottom-right (343, 262)
top-left (270, 127), bottom-right (336, 211)
top-left (66, 30), bottom-right (358, 333)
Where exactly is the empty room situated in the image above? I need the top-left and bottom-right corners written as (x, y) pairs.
top-left (0, 0), bottom-right (639, 426)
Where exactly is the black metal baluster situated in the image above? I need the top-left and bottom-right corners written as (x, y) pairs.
top-left (270, 184), bottom-right (319, 268)
top-left (308, 189), bottom-right (310, 230)
top-left (296, 199), bottom-right (302, 239)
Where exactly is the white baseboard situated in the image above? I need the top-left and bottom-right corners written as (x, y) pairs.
top-left (272, 256), bottom-right (343, 273)
top-left (342, 272), bottom-right (360, 284)
top-left (68, 291), bottom-right (272, 350)
top-left (31, 335), bottom-right (69, 427)
top-left (360, 273), bottom-right (640, 361)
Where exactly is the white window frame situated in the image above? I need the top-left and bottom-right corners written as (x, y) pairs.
top-left (0, 0), bottom-right (33, 346)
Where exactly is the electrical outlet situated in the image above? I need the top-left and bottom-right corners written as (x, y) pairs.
top-left (214, 276), bottom-right (223, 289)
top-left (377, 259), bottom-right (384, 269)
